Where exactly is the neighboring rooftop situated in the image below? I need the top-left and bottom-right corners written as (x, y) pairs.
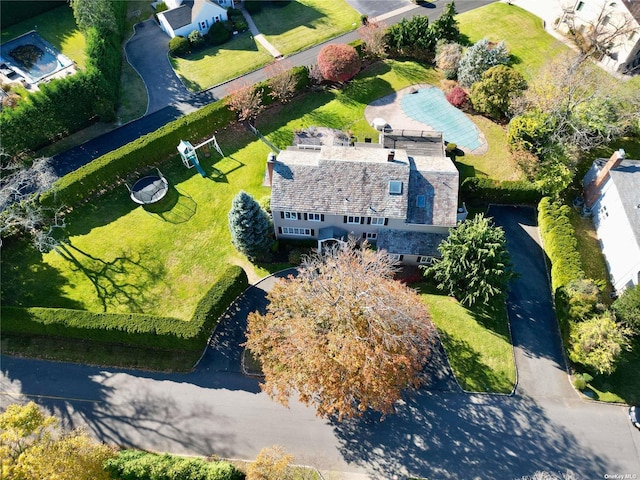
top-left (609, 159), bottom-right (640, 245)
top-left (161, 2), bottom-right (192, 29)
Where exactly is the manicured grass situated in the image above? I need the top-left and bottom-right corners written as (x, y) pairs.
top-left (171, 33), bottom-right (274, 91)
top-left (251, 0), bottom-right (361, 55)
top-left (0, 5), bottom-right (86, 69)
top-left (457, 3), bottom-right (567, 81)
top-left (419, 286), bottom-right (516, 393)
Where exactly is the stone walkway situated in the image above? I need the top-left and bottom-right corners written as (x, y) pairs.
top-left (240, 8), bottom-right (282, 58)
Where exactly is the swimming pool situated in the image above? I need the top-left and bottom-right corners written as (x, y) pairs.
top-left (401, 87), bottom-right (482, 151)
top-left (0, 31), bottom-right (73, 85)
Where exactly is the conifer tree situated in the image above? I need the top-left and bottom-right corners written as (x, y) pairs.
top-left (228, 191), bottom-right (273, 262)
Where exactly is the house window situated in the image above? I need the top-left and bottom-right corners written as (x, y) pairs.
top-left (416, 195), bottom-right (426, 208)
top-left (418, 256), bottom-right (435, 265)
top-left (347, 216), bottom-right (362, 224)
top-left (576, 1), bottom-right (584, 11)
top-left (282, 227), bottom-right (311, 236)
top-left (284, 211), bottom-right (298, 220)
top-left (308, 213), bottom-right (322, 222)
top-left (201, 21), bottom-right (208, 30)
top-left (389, 180), bottom-right (403, 195)
top-left (215, 15), bottom-right (220, 22)
top-left (371, 217), bottom-right (385, 225)
top-left (365, 232), bottom-right (377, 240)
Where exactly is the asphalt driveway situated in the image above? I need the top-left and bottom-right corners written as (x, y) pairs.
top-left (125, 19), bottom-right (193, 115)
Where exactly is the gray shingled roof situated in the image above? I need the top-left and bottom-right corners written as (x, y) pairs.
top-left (271, 144), bottom-right (459, 226)
top-left (376, 229), bottom-right (448, 256)
top-left (609, 159), bottom-right (640, 248)
top-left (161, 2), bottom-right (193, 30)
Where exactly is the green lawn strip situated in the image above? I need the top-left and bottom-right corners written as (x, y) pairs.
top-left (457, 3), bottom-right (567, 81)
top-left (170, 33), bottom-right (274, 91)
top-left (251, 0), bottom-right (361, 56)
top-left (419, 286), bottom-right (516, 393)
top-left (0, 4), bottom-right (86, 69)
top-left (1, 335), bottom-right (198, 372)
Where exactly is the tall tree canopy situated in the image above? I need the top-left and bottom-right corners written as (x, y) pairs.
top-left (246, 242), bottom-right (437, 420)
top-left (426, 215), bottom-right (515, 306)
top-left (470, 65), bottom-right (527, 120)
top-left (228, 191), bottom-right (272, 262)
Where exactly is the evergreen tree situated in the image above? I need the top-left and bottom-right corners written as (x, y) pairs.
top-left (426, 215), bottom-right (515, 306)
top-left (458, 38), bottom-right (510, 88)
top-left (228, 191), bottom-right (273, 261)
top-left (430, 2), bottom-right (460, 43)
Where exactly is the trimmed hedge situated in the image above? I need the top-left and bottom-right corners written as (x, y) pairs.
top-left (105, 450), bottom-right (243, 480)
top-left (0, 265), bottom-right (248, 352)
top-left (41, 100), bottom-right (235, 207)
top-left (461, 177), bottom-right (542, 205)
top-left (537, 196), bottom-right (585, 293)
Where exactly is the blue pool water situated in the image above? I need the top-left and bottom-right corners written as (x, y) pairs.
top-left (401, 87), bottom-right (482, 150)
top-left (0, 31), bottom-right (73, 84)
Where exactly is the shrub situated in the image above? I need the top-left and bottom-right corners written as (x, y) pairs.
top-left (470, 65), bottom-right (527, 120)
top-left (564, 278), bottom-right (602, 322)
top-left (206, 21), bottom-right (231, 45)
top-left (435, 41), bottom-right (463, 79)
top-left (572, 374), bottom-right (586, 391)
top-left (169, 35), bottom-right (190, 56)
top-left (1, 265), bottom-right (248, 353)
top-left (105, 450), bottom-right (243, 480)
top-left (508, 110), bottom-right (556, 155)
top-left (155, 1), bottom-right (168, 13)
top-left (458, 38), bottom-right (510, 88)
top-left (445, 86), bottom-right (468, 108)
top-left (188, 29), bottom-right (205, 48)
top-left (612, 284), bottom-right (640, 334)
top-left (317, 44), bottom-right (361, 83)
top-left (460, 177), bottom-right (542, 206)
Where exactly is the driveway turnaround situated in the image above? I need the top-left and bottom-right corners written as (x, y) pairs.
top-left (2, 208), bottom-right (640, 478)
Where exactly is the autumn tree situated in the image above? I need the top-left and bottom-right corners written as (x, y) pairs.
top-left (569, 312), bottom-right (632, 375)
top-left (266, 61), bottom-right (297, 104)
top-left (358, 20), bottom-right (388, 58)
top-left (0, 155), bottom-right (65, 252)
top-left (425, 215), bottom-right (515, 306)
top-left (225, 81), bottom-right (264, 122)
top-left (470, 65), bottom-right (527, 120)
top-left (317, 44), bottom-right (361, 83)
top-left (228, 191), bottom-right (273, 262)
top-left (457, 38), bottom-right (510, 88)
top-left (246, 241), bottom-right (436, 420)
top-left (435, 41), bottom-right (463, 79)
top-left (246, 445), bottom-right (294, 480)
top-left (0, 402), bottom-right (116, 480)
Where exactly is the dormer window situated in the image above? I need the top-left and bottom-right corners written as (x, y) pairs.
top-left (389, 181), bottom-right (403, 195)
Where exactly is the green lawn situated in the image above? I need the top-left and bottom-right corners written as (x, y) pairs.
top-left (420, 287), bottom-right (516, 393)
top-left (0, 5), bottom-right (86, 69)
top-left (457, 3), bottom-right (567, 81)
top-left (171, 33), bottom-right (274, 91)
top-left (251, 0), bottom-right (361, 56)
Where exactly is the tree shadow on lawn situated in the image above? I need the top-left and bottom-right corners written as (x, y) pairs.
top-left (332, 391), bottom-right (610, 478)
top-left (0, 239), bottom-right (84, 309)
top-left (252, 1), bottom-right (323, 36)
top-left (55, 241), bottom-right (165, 313)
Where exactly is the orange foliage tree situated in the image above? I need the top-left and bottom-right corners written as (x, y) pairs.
top-left (316, 44), bottom-right (361, 83)
top-left (246, 242), bottom-right (436, 420)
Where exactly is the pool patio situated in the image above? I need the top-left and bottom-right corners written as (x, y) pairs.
top-left (364, 84), bottom-right (488, 155)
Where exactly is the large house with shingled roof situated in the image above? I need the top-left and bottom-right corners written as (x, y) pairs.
top-left (583, 149), bottom-right (640, 293)
top-left (265, 131), bottom-right (467, 265)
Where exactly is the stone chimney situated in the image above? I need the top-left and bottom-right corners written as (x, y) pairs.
top-left (387, 150), bottom-right (395, 162)
top-left (264, 152), bottom-right (276, 187)
top-left (584, 149), bottom-right (625, 207)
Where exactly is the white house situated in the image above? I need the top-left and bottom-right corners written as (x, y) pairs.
top-left (266, 131), bottom-right (466, 266)
top-left (584, 149), bottom-right (640, 293)
top-left (157, 0), bottom-right (231, 39)
top-left (558, 0), bottom-right (640, 73)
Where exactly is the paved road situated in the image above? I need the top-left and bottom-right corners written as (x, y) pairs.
top-left (52, 0), bottom-right (495, 176)
top-left (2, 207), bottom-right (639, 478)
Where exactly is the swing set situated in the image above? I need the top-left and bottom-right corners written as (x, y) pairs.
top-left (177, 135), bottom-right (225, 177)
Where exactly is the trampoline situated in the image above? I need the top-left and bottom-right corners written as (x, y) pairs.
top-left (128, 171), bottom-right (169, 205)
top-left (401, 87), bottom-right (482, 150)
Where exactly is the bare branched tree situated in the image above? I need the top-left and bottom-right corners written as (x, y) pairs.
top-left (225, 81), bottom-right (264, 123)
top-left (358, 20), bottom-right (388, 58)
top-left (0, 154), bottom-right (65, 251)
top-left (562, 0), bottom-right (637, 62)
top-left (265, 60), bottom-right (297, 104)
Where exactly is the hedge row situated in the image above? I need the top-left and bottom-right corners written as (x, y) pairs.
top-left (0, 265), bottom-right (248, 352)
top-left (104, 450), bottom-right (243, 480)
top-left (461, 177), bottom-right (542, 205)
top-left (0, 1), bottom-right (127, 155)
top-left (537, 196), bottom-right (585, 293)
top-left (41, 66), bottom-right (310, 208)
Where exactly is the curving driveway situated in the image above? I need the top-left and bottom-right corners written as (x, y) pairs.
top-left (2, 207), bottom-right (640, 478)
